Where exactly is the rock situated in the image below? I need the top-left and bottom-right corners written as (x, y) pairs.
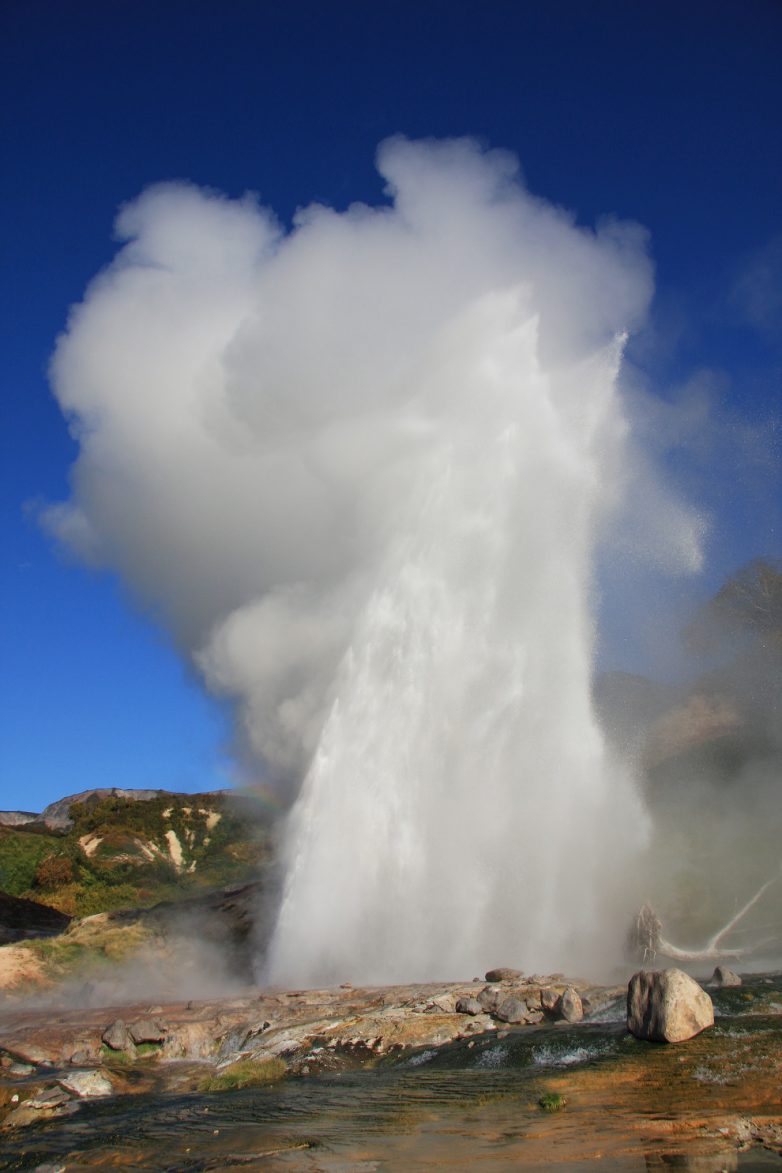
top-left (23, 1086), bottom-right (71, 1109)
top-left (560, 987), bottom-right (583, 1023)
top-left (540, 987), bottom-right (561, 1012)
top-left (68, 1048), bottom-right (96, 1066)
top-left (0, 891), bottom-right (72, 944)
top-left (101, 1020), bottom-right (135, 1052)
top-left (58, 1069), bottom-right (114, 1099)
top-left (128, 1018), bottom-right (167, 1045)
top-left (494, 997), bottom-right (528, 1023)
top-left (1, 1085), bottom-right (79, 1130)
top-left (524, 1010), bottom-right (544, 1024)
top-left (455, 997), bottom-right (483, 1015)
top-left (427, 994), bottom-right (457, 1014)
top-left (711, 965), bottom-right (742, 988)
top-left (476, 985), bottom-right (503, 1013)
top-left (485, 967), bottom-right (523, 982)
top-left (627, 968), bottom-right (714, 1043)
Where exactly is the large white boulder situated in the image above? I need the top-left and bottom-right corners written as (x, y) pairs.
top-left (627, 968), bottom-right (714, 1043)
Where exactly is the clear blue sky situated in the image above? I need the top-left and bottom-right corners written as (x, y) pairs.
top-left (1, 0), bottom-right (780, 811)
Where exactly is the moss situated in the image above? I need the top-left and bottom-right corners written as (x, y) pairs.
top-left (538, 1092), bottom-right (567, 1113)
top-left (100, 1041), bottom-right (162, 1065)
top-left (198, 1057), bottom-right (287, 1092)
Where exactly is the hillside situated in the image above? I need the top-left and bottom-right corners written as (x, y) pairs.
top-left (0, 789), bottom-right (274, 920)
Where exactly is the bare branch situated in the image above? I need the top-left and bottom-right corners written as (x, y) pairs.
top-left (629, 868), bottom-right (781, 965)
top-left (706, 868), bottom-right (781, 951)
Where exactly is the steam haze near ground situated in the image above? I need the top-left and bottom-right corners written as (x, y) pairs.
top-left (47, 138), bottom-right (709, 983)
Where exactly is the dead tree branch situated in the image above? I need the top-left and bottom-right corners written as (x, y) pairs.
top-left (630, 867), bottom-right (781, 964)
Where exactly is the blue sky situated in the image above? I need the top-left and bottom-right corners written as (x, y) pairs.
top-left (2, 0), bottom-right (780, 812)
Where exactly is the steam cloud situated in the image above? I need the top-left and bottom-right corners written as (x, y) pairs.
top-left (47, 138), bottom-right (706, 982)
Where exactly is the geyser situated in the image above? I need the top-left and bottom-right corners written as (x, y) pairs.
top-left (46, 137), bottom-right (703, 984)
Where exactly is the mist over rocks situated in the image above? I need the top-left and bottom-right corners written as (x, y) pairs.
top-left (44, 136), bottom-right (709, 986)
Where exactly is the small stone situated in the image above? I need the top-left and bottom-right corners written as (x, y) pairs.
top-left (485, 967), bottom-right (523, 982)
top-left (711, 965), bottom-right (742, 988)
top-left (494, 996), bottom-right (528, 1023)
top-left (477, 985), bottom-right (503, 1013)
top-left (58, 1069), bottom-right (114, 1099)
top-left (26, 1086), bottom-right (72, 1109)
top-left (101, 1020), bottom-right (133, 1052)
top-left (128, 1018), bottom-right (167, 1045)
top-left (427, 994), bottom-right (457, 1014)
top-left (540, 987), bottom-right (561, 1012)
top-left (68, 1050), bottom-right (94, 1066)
top-left (455, 996), bottom-right (483, 1015)
top-left (559, 987), bottom-right (583, 1023)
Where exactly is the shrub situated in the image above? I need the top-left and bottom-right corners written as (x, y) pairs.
top-left (33, 853), bottom-right (74, 890)
top-left (0, 828), bottom-right (61, 896)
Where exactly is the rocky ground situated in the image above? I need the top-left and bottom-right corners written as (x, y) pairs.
top-left (0, 967), bottom-right (780, 1170)
top-left (0, 971), bottom-right (617, 1106)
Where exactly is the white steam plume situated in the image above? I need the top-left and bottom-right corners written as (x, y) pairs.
top-left (46, 137), bottom-right (703, 983)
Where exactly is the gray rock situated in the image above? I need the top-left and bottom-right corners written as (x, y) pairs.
top-left (427, 993), bottom-right (457, 1014)
top-left (627, 968), bottom-right (714, 1043)
top-left (477, 985), bottom-right (503, 1013)
top-left (711, 965), bottom-right (742, 988)
top-left (25, 1086), bottom-right (72, 1109)
top-left (494, 996), bottom-right (528, 1023)
top-left (540, 987), bottom-right (561, 1012)
top-left (58, 1069), bottom-right (114, 1099)
top-left (455, 996), bottom-right (483, 1015)
top-left (559, 986), bottom-right (583, 1023)
top-left (485, 967), bottom-right (523, 982)
top-left (101, 1019), bottom-right (134, 1052)
top-left (68, 1049), bottom-right (95, 1066)
top-left (128, 1018), bottom-right (167, 1045)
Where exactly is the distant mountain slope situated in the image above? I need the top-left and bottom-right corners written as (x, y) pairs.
top-left (0, 811), bottom-right (39, 827)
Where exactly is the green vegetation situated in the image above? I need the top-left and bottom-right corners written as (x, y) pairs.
top-left (24, 919), bottom-right (156, 980)
top-left (0, 792), bottom-right (271, 918)
top-left (100, 1041), bottom-right (163, 1064)
top-left (198, 1057), bottom-right (287, 1092)
top-left (538, 1093), bottom-right (567, 1113)
top-left (0, 826), bottom-right (63, 896)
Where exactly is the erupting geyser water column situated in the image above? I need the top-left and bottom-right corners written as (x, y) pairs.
top-left (47, 138), bottom-right (704, 985)
top-left (268, 308), bottom-right (642, 984)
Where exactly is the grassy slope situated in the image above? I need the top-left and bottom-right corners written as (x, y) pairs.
top-left (0, 792), bottom-right (271, 918)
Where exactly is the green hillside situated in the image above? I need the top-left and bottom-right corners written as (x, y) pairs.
top-left (0, 791), bottom-right (272, 918)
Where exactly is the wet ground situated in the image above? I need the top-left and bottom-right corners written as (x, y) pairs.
top-left (1, 977), bottom-right (780, 1170)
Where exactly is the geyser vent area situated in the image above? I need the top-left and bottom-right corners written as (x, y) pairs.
top-left (47, 137), bottom-right (702, 985)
